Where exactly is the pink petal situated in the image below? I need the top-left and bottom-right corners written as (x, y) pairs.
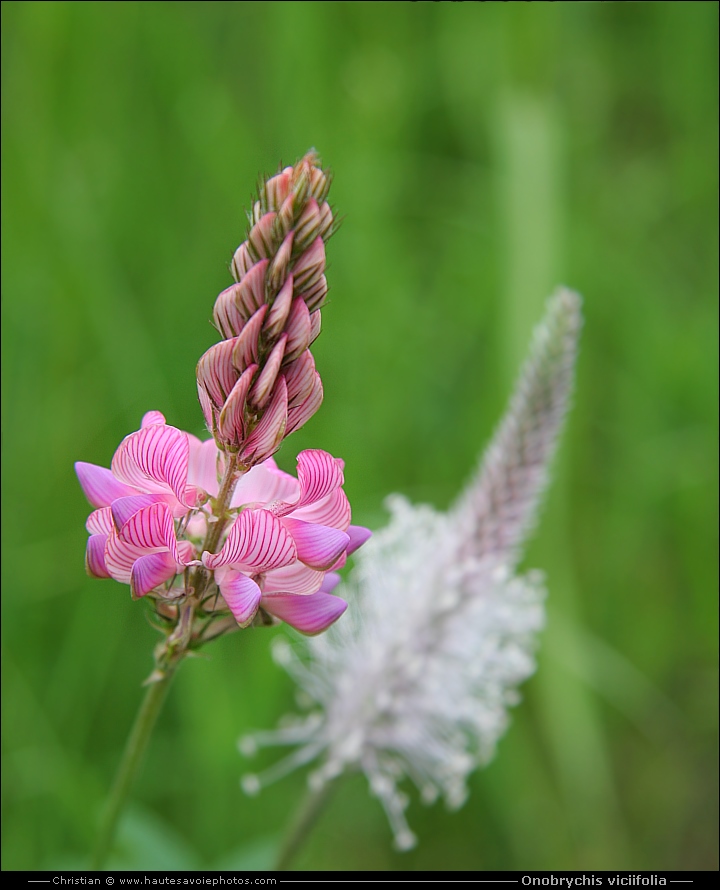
top-left (86, 507), bottom-right (114, 535)
top-left (203, 508), bottom-right (296, 571)
top-left (294, 450), bottom-right (345, 510)
top-left (309, 308), bottom-right (322, 345)
top-left (261, 591), bottom-right (348, 635)
top-left (232, 305), bottom-right (267, 371)
top-left (281, 519), bottom-right (350, 571)
top-left (318, 571), bottom-right (341, 594)
top-left (218, 570), bottom-right (263, 626)
top-left (293, 237), bottom-right (325, 293)
top-left (247, 216), bottom-right (276, 261)
top-left (187, 436), bottom-right (222, 497)
top-left (86, 535), bottom-right (111, 578)
top-left (131, 551), bottom-right (179, 598)
top-left (290, 487), bottom-right (351, 531)
top-left (197, 340), bottom-right (239, 408)
top-left (75, 462), bottom-right (137, 508)
top-left (141, 411), bottom-right (166, 427)
top-left (197, 380), bottom-right (216, 432)
top-left (111, 494), bottom-right (167, 530)
top-left (231, 242), bottom-right (253, 281)
top-left (301, 273), bottom-right (328, 313)
top-left (230, 459), bottom-right (300, 509)
top-left (104, 531), bottom-right (151, 583)
top-left (285, 351), bottom-right (318, 406)
top-left (115, 502), bottom-right (183, 565)
top-left (240, 376), bottom-right (288, 465)
top-left (236, 257), bottom-right (269, 314)
top-left (213, 283), bottom-right (249, 339)
top-left (261, 562), bottom-right (325, 595)
top-left (267, 230), bottom-right (295, 291)
top-left (111, 423), bottom-right (191, 505)
top-left (346, 525), bottom-right (372, 555)
top-left (250, 335), bottom-right (287, 409)
top-left (263, 170), bottom-right (292, 211)
top-left (285, 373), bottom-right (323, 436)
top-left (264, 275), bottom-right (294, 339)
top-left (218, 363), bottom-right (257, 447)
top-left (284, 298), bottom-right (312, 362)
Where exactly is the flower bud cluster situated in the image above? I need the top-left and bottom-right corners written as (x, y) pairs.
top-left (197, 151), bottom-right (336, 465)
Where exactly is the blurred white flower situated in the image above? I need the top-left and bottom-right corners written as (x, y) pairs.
top-left (240, 288), bottom-right (582, 850)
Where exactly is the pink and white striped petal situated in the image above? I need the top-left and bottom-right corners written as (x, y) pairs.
top-left (251, 335), bottom-right (287, 409)
top-left (104, 532), bottom-right (154, 583)
top-left (230, 459), bottom-right (299, 510)
top-left (86, 535), bottom-right (111, 578)
top-left (217, 570), bottom-right (263, 627)
top-left (285, 373), bottom-right (323, 437)
top-left (111, 423), bottom-right (191, 505)
top-left (281, 519), bottom-right (350, 571)
top-left (232, 305), bottom-right (267, 371)
top-left (130, 551), bottom-right (179, 599)
top-left (213, 283), bottom-right (248, 339)
top-left (218, 363), bottom-right (257, 446)
top-left (188, 436), bottom-right (223, 498)
top-left (262, 562), bottom-right (325, 596)
top-left (203, 509), bottom-right (296, 572)
top-left (264, 276), bottom-right (294, 339)
top-left (284, 298), bottom-right (312, 362)
top-left (290, 487), bottom-right (352, 531)
top-left (115, 502), bottom-right (184, 565)
top-left (75, 462), bottom-right (137, 509)
top-left (260, 591), bottom-right (348, 635)
top-left (295, 450), bottom-right (345, 510)
top-left (86, 507), bottom-right (114, 535)
top-left (240, 376), bottom-right (288, 465)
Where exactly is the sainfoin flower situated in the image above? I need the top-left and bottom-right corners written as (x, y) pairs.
top-left (75, 413), bottom-right (366, 636)
top-left (239, 289), bottom-right (582, 850)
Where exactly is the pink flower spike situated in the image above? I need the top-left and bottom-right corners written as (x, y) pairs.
top-left (75, 462), bottom-right (136, 509)
top-left (86, 535), bottom-right (111, 578)
top-left (130, 551), bottom-right (180, 599)
top-left (281, 519), bottom-right (350, 571)
top-left (112, 422), bottom-right (192, 506)
top-left (203, 508), bottom-right (296, 572)
top-left (261, 591), bottom-right (348, 635)
top-left (218, 570), bottom-right (263, 627)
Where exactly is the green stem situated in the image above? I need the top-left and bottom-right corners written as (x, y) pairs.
top-left (90, 667), bottom-right (177, 870)
top-left (275, 777), bottom-right (339, 871)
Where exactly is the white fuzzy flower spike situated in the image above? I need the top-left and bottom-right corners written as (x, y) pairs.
top-left (240, 289), bottom-right (582, 851)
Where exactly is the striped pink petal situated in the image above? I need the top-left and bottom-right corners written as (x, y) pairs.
top-left (236, 258), bottom-right (269, 314)
top-left (285, 351), bottom-right (318, 407)
top-left (104, 532), bottom-right (152, 583)
top-left (115, 502), bottom-right (183, 565)
top-left (197, 380), bottom-right (216, 431)
top-left (260, 591), bottom-right (348, 635)
top-left (188, 436), bottom-right (222, 497)
top-left (111, 423), bottom-right (191, 505)
top-left (197, 340), bottom-right (239, 408)
top-left (218, 363), bottom-right (257, 446)
top-left (86, 507), bottom-right (114, 535)
top-left (111, 494), bottom-right (170, 531)
top-left (284, 298), bottom-right (312, 362)
top-left (217, 570), bottom-right (263, 626)
top-left (86, 535), bottom-right (111, 578)
top-left (231, 242), bottom-right (253, 281)
top-left (232, 305), bottom-right (267, 371)
top-left (285, 373), bottom-right (323, 436)
top-left (295, 450), bottom-right (345, 510)
top-left (130, 551), bottom-right (179, 598)
top-left (203, 508), bottom-right (296, 571)
top-left (293, 237), bottom-right (325, 293)
top-left (75, 462), bottom-right (137, 508)
top-left (213, 283), bottom-right (248, 339)
top-left (262, 562), bottom-right (325, 595)
top-left (264, 275), bottom-right (294, 339)
top-left (251, 335), bottom-right (287, 409)
top-left (230, 459), bottom-right (299, 509)
top-left (240, 376), bottom-right (288, 465)
top-left (290, 487), bottom-right (352, 531)
top-left (281, 519), bottom-right (350, 571)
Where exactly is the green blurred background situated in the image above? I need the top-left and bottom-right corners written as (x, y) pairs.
top-left (2, 0), bottom-right (717, 872)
